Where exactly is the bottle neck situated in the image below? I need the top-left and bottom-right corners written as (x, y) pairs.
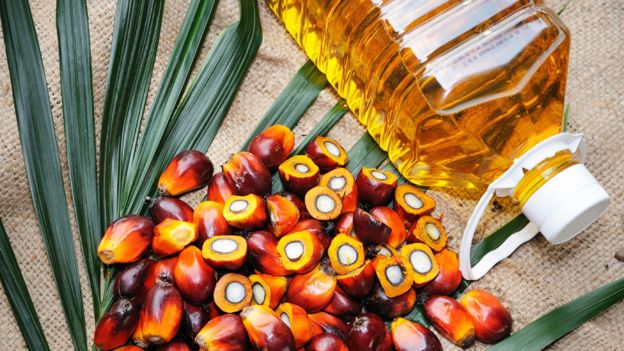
top-left (513, 150), bottom-right (578, 205)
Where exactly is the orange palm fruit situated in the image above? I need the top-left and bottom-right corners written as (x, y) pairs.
top-left (213, 273), bottom-right (252, 313)
top-left (152, 219), bottom-right (197, 256)
top-left (202, 235), bottom-right (247, 270)
top-left (143, 256), bottom-right (177, 292)
top-left (334, 211), bottom-right (354, 236)
top-left (288, 218), bottom-right (330, 251)
top-left (156, 341), bottom-right (192, 351)
top-left (373, 255), bottom-right (414, 298)
top-left (276, 302), bottom-right (314, 348)
top-left (459, 289), bottom-right (512, 343)
top-left (248, 124), bottom-right (295, 169)
top-left (148, 197), bottom-right (194, 223)
top-left (183, 301), bottom-right (211, 338)
top-left (98, 215), bottom-right (154, 265)
top-left (322, 285), bottom-right (361, 317)
top-left (424, 295), bottom-right (476, 348)
top-left (408, 215), bottom-right (448, 252)
top-left (246, 230), bottom-right (291, 276)
top-left (133, 282), bottom-right (183, 347)
top-left (267, 194), bottom-right (300, 237)
top-left (158, 150), bottom-right (213, 196)
top-left (336, 259), bottom-right (376, 299)
top-left (173, 246), bottom-right (216, 304)
top-left (249, 273), bottom-right (288, 309)
top-left (355, 167), bottom-right (398, 206)
top-left (278, 155), bottom-right (320, 197)
top-left (370, 206), bottom-right (407, 248)
top-left (195, 314), bottom-right (249, 351)
top-left (327, 234), bottom-right (365, 275)
top-left (223, 151), bottom-right (271, 196)
top-left (353, 208), bottom-right (391, 245)
top-left (114, 258), bottom-right (153, 302)
top-left (305, 135), bottom-right (348, 171)
top-left (348, 312), bottom-right (393, 351)
top-left (286, 264), bottom-right (336, 313)
top-left (223, 194), bottom-right (267, 230)
top-left (193, 200), bottom-right (231, 244)
top-left (393, 185), bottom-right (435, 225)
top-left (277, 230), bottom-right (323, 273)
top-left (320, 167), bottom-right (358, 212)
top-left (306, 333), bottom-right (349, 351)
top-left (93, 299), bottom-right (140, 350)
top-left (207, 172), bottom-right (235, 204)
top-left (308, 311), bottom-right (349, 339)
top-left (400, 243), bottom-right (439, 286)
top-left (369, 243), bottom-right (398, 258)
top-left (304, 186), bottom-right (343, 221)
top-left (241, 305), bottom-right (296, 351)
top-left (363, 284), bottom-right (416, 319)
top-left (422, 249), bottom-right (462, 295)
top-left (280, 191), bottom-right (309, 219)
top-left (390, 317), bottom-right (442, 351)
top-left (113, 346), bottom-right (143, 351)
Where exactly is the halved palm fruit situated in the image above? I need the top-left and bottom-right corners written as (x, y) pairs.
top-left (278, 155), bottom-right (320, 197)
top-left (369, 243), bottom-right (398, 258)
top-left (305, 186), bottom-right (343, 221)
top-left (393, 184), bottom-right (435, 225)
top-left (249, 273), bottom-right (288, 309)
top-left (353, 208), bottom-right (391, 245)
top-left (267, 193), bottom-right (300, 237)
top-left (320, 168), bottom-right (358, 212)
top-left (336, 260), bottom-right (376, 299)
top-left (422, 249), bottom-right (462, 295)
top-left (400, 243), bottom-right (439, 286)
top-left (246, 230), bottom-right (290, 276)
top-left (305, 135), bottom-right (348, 171)
top-left (241, 305), bottom-right (296, 351)
top-left (202, 235), bottom-right (248, 271)
top-left (327, 234), bottom-right (365, 275)
top-left (276, 302), bottom-right (314, 348)
top-left (407, 216), bottom-right (447, 252)
top-left (248, 124), bottom-right (295, 169)
top-left (355, 167), bottom-right (398, 206)
top-left (223, 194), bottom-right (267, 230)
top-left (213, 273), bottom-right (252, 313)
top-left (373, 255), bottom-right (414, 298)
top-left (277, 230), bottom-right (323, 273)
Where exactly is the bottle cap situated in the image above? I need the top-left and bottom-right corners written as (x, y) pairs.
top-left (522, 163), bottom-right (609, 244)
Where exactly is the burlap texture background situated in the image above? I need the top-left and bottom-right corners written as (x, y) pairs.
top-left (0, 1), bottom-right (622, 350)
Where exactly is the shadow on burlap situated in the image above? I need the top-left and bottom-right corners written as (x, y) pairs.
top-left (0, 1), bottom-right (622, 350)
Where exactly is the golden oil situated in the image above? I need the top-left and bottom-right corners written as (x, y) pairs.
top-left (269, 0), bottom-right (570, 188)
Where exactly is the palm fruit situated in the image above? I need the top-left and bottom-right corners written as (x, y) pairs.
top-left (143, 256), bottom-right (177, 292)
top-left (336, 259), bottom-right (376, 299)
top-left (278, 155), bottom-right (320, 197)
top-left (369, 244), bottom-right (398, 258)
top-left (133, 282), bottom-right (183, 347)
top-left (202, 235), bottom-right (248, 270)
top-left (213, 273), bottom-right (252, 313)
top-left (249, 273), bottom-right (288, 309)
top-left (195, 314), bottom-right (249, 351)
top-left (353, 208), bottom-right (391, 245)
top-left (276, 302), bottom-right (314, 348)
top-left (158, 150), bottom-right (213, 196)
top-left (322, 285), bottom-right (361, 317)
top-left (280, 191), bottom-right (309, 218)
top-left (286, 264), bottom-right (336, 312)
top-left (152, 219), bottom-right (197, 256)
top-left (223, 194), bottom-right (267, 230)
top-left (182, 301), bottom-right (211, 338)
top-left (173, 246), bottom-right (216, 304)
top-left (372, 255), bottom-right (414, 298)
top-left (223, 151), bottom-right (271, 196)
top-left (207, 172), bottom-right (235, 204)
top-left (306, 333), bottom-right (349, 351)
top-left (93, 299), bottom-right (140, 350)
top-left (459, 289), bottom-right (513, 343)
top-left (247, 124), bottom-right (295, 169)
top-left (363, 284), bottom-right (416, 319)
top-left (355, 167), bottom-right (398, 206)
top-left (424, 295), bottom-right (476, 348)
top-left (98, 215), bottom-right (154, 265)
top-left (334, 211), bottom-right (354, 236)
top-left (155, 341), bottom-right (192, 351)
top-left (246, 230), bottom-right (290, 276)
top-left (327, 234), bottom-right (365, 275)
top-left (193, 200), bottom-right (231, 244)
top-left (320, 168), bottom-right (358, 213)
top-left (241, 305), bottom-right (296, 351)
top-left (308, 311), bottom-right (349, 339)
top-left (277, 230), bottom-right (323, 273)
top-left (304, 135), bottom-right (348, 171)
top-left (267, 194), bottom-right (300, 237)
top-left (369, 206), bottom-right (407, 248)
top-left (422, 249), bottom-right (462, 295)
top-left (390, 317), bottom-right (442, 351)
top-left (400, 243), bottom-right (439, 286)
top-left (348, 312), bottom-right (393, 351)
top-left (408, 215), bottom-right (448, 252)
top-left (114, 258), bottom-right (153, 302)
top-left (304, 186), bottom-right (343, 221)
top-left (288, 218), bottom-right (330, 251)
top-left (393, 185), bottom-right (435, 225)
top-left (148, 197), bottom-right (193, 223)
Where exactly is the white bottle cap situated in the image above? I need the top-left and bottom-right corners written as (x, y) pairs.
top-left (522, 163), bottom-right (609, 244)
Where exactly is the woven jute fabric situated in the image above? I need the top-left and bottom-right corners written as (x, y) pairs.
top-left (0, 1), bottom-right (622, 350)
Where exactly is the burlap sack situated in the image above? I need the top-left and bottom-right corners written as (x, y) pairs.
top-left (0, 1), bottom-right (622, 350)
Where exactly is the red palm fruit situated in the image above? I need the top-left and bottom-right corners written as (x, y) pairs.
top-left (113, 346), bottom-right (143, 351)
top-left (459, 289), bottom-right (512, 343)
top-left (193, 200), bottom-right (231, 244)
top-left (98, 215), bottom-right (154, 265)
top-left (143, 256), bottom-right (177, 292)
top-left (288, 218), bottom-right (329, 251)
top-left (305, 135), bottom-right (348, 171)
top-left (393, 185), bottom-right (435, 226)
top-left (114, 258), bottom-right (153, 302)
top-left (356, 167), bottom-right (398, 206)
top-left (319, 168), bottom-right (358, 213)
top-left (249, 274), bottom-right (288, 309)
top-left (408, 216), bottom-right (447, 252)
top-left (323, 285), bottom-right (361, 317)
top-left (213, 273), bottom-right (253, 313)
top-left (336, 259), bottom-right (376, 299)
top-left (133, 283), bottom-right (183, 347)
top-left (241, 305), bottom-right (296, 351)
top-left (422, 249), bottom-right (462, 295)
top-left (223, 194), bottom-right (267, 230)
top-left (286, 264), bottom-right (336, 312)
top-left (246, 230), bottom-right (291, 276)
top-left (373, 255), bottom-right (414, 298)
top-left (391, 317), bottom-right (442, 351)
top-left (202, 235), bottom-right (248, 270)
top-left (305, 186), bottom-right (343, 221)
top-left (353, 208), bottom-right (390, 245)
top-left (158, 150), bottom-right (213, 196)
top-left (363, 285), bottom-right (416, 319)
top-left (267, 194), bottom-right (300, 237)
top-left (280, 191), bottom-right (309, 218)
top-left (334, 211), bottom-right (354, 236)
top-left (94, 299), bottom-right (140, 350)
top-left (156, 341), bottom-right (192, 351)
top-left (276, 302), bottom-right (314, 348)
top-left (400, 243), bottom-right (439, 286)
top-left (248, 124), bottom-right (295, 169)
top-left (173, 246), bottom-right (216, 304)
top-left (369, 244), bottom-right (398, 258)
top-left (348, 313), bottom-right (393, 351)
top-left (148, 197), bottom-right (194, 223)
top-left (183, 302), bottom-right (211, 338)
top-left (195, 314), bottom-right (249, 351)
top-left (223, 151), bottom-right (271, 196)
top-left (370, 207), bottom-right (407, 248)
top-left (207, 172), bottom-right (235, 204)
top-left (424, 295), bottom-right (476, 348)
top-left (152, 219), bottom-right (197, 256)
top-left (278, 155), bottom-right (320, 197)
top-left (307, 333), bottom-right (349, 351)
top-left (308, 312), bottom-right (349, 339)
top-left (327, 234), bottom-right (365, 275)
top-left (277, 230), bottom-right (324, 273)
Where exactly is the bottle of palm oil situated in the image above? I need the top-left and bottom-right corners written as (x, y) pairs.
top-left (269, 0), bottom-right (610, 280)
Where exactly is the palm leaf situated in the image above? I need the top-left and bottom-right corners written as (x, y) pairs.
top-left (0, 220), bottom-right (50, 351)
top-left (56, 0), bottom-right (101, 316)
top-left (346, 133), bottom-right (387, 174)
top-left (99, 0), bottom-right (164, 225)
top-left (0, 0), bottom-right (86, 348)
